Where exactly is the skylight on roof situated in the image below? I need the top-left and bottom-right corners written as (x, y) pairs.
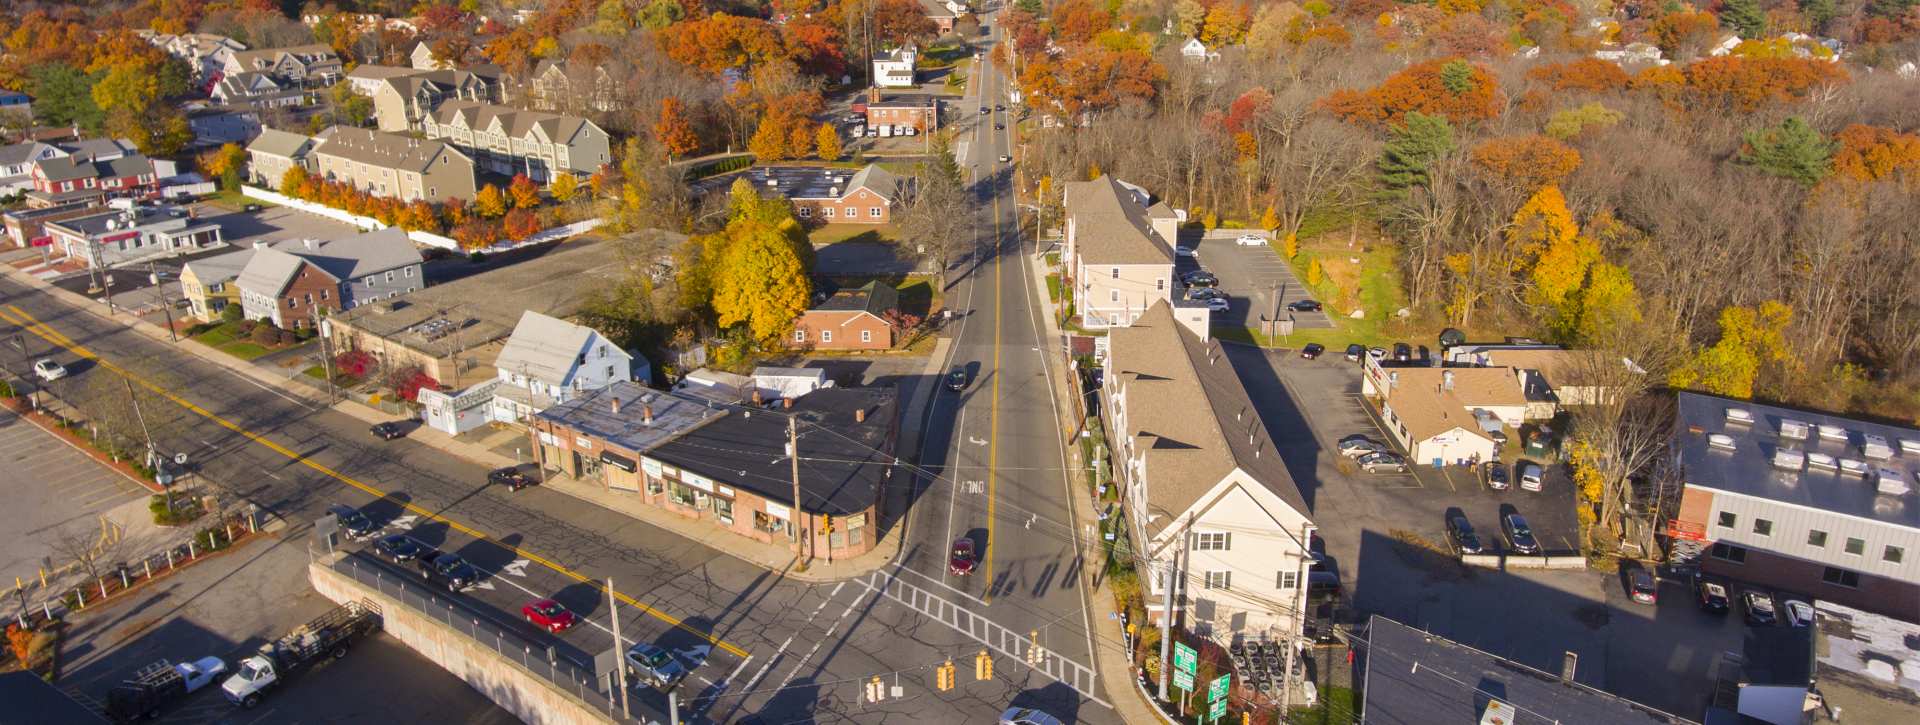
top-left (1707, 434), bottom-right (1737, 451)
top-left (1725, 408), bottom-right (1755, 425)
top-left (1778, 419), bottom-right (1810, 440)
top-left (1806, 452), bottom-right (1836, 470)
top-left (1901, 439), bottom-right (1920, 456)
top-left (1874, 468), bottom-right (1910, 496)
top-left (1772, 448), bottom-right (1805, 471)
top-left (1838, 458), bottom-right (1870, 476)
top-left (1817, 424), bottom-right (1848, 442)
top-left (1863, 434), bottom-right (1894, 460)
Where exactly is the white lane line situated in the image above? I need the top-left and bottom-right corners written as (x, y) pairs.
top-left (219, 367), bottom-right (318, 409)
top-left (774, 580), bottom-right (872, 689)
top-left (740, 635), bottom-right (792, 692)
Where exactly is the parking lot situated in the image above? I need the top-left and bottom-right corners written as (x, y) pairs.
top-left (0, 406), bottom-right (151, 595)
top-left (1175, 230), bottom-right (1334, 332)
top-left (1219, 343), bottom-right (1748, 718)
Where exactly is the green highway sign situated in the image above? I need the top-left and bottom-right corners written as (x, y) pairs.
top-left (1209, 695), bottom-right (1227, 720)
top-left (1173, 668), bottom-right (1194, 690)
top-left (1209, 673), bottom-right (1231, 701)
top-left (1173, 642), bottom-right (1197, 674)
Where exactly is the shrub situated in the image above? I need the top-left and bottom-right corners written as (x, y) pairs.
top-left (334, 349), bottom-right (376, 378)
top-left (386, 366), bottom-right (439, 402)
top-left (233, 318), bottom-right (256, 335)
top-left (250, 321), bottom-right (280, 345)
top-left (276, 329), bottom-right (296, 346)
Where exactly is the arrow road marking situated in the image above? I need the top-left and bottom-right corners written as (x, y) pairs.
top-left (970, 436), bottom-right (988, 446)
top-left (470, 579), bottom-right (496, 591)
top-left (387, 515), bottom-right (418, 530)
top-left (501, 558), bottom-right (531, 578)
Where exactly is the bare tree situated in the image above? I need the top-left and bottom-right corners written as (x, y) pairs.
top-left (895, 137), bottom-right (974, 289)
top-left (47, 518), bottom-right (127, 590)
top-left (1261, 116), bottom-right (1377, 236)
top-left (1562, 316), bottom-right (1684, 541)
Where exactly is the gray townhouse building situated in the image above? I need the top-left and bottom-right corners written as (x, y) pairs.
top-left (244, 127), bottom-right (322, 189)
top-left (419, 100), bottom-right (611, 182)
top-left (310, 125), bottom-right (478, 203)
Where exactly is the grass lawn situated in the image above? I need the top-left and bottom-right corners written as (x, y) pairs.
top-left (188, 322), bottom-right (277, 361)
top-left (1288, 685), bottom-right (1357, 725)
top-left (811, 223), bottom-right (898, 246)
top-left (1045, 273), bottom-right (1061, 303)
top-left (202, 188), bottom-right (263, 211)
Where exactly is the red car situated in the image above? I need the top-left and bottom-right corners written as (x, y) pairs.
top-left (522, 598), bottom-right (577, 633)
top-left (949, 538), bottom-right (977, 576)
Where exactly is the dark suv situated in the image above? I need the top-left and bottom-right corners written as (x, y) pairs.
top-left (946, 366), bottom-right (968, 392)
top-left (1446, 515), bottom-right (1483, 554)
top-left (327, 504), bottom-right (377, 541)
top-left (419, 552), bottom-right (480, 592)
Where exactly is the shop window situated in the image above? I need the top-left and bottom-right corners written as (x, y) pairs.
top-left (714, 497), bottom-right (734, 525)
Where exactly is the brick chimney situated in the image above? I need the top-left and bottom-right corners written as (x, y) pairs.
top-left (643, 404), bottom-right (653, 425)
top-left (855, 407), bottom-right (866, 423)
top-left (610, 395), bottom-right (621, 415)
top-left (868, 86), bottom-right (881, 105)
top-left (752, 389), bottom-right (763, 405)
top-left (782, 398), bottom-right (792, 409)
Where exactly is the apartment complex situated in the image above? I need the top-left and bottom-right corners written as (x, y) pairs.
top-left (1063, 175), bottom-right (1181, 329)
top-left (244, 128), bottom-right (321, 189)
top-left (219, 44), bottom-right (342, 88)
top-left (1104, 301), bottom-right (1314, 639)
top-left (419, 100), bottom-right (611, 182)
top-left (365, 68), bottom-right (504, 132)
top-left (310, 126), bottom-right (478, 202)
top-left (1669, 392), bottom-right (1920, 620)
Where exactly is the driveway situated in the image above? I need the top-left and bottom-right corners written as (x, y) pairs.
top-left (1177, 230), bottom-right (1334, 331)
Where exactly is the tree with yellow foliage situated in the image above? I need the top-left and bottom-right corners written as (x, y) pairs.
top-left (474, 184), bottom-right (508, 218)
top-left (550, 172), bottom-right (580, 204)
top-left (816, 122), bottom-right (842, 161)
top-left (1668, 301), bottom-right (1794, 399)
top-left (708, 180), bottom-right (814, 344)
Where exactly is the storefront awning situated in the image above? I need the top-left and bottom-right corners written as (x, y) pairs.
top-left (598, 450), bottom-right (637, 472)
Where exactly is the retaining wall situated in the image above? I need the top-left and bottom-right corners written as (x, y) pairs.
top-left (1461, 553), bottom-right (1590, 570)
top-left (240, 185), bottom-right (601, 252)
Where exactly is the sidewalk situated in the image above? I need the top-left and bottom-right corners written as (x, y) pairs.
top-left (331, 337), bottom-right (953, 584)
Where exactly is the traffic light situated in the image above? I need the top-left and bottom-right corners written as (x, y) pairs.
top-left (935, 660), bottom-right (955, 691)
top-left (824, 515), bottom-right (833, 534)
top-left (866, 676), bottom-right (885, 702)
top-left (974, 649), bottom-right (993, 680)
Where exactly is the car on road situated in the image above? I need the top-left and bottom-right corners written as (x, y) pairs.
top-left (419, 552), bottom-right (480, 592)
top-left (522, 598), bottom-right (578, 633)
top-left (1502, 513), bottom-right (1541, 554)
top-left (1300, 343), bottom-right (1324, 360)
top-left (1205, 298), bottom-right (1230, 313)
top-left (1174, 246), bottom-right (1196, 258)
top-left (489, 466), bottom-right (533, 491)
top-left (1627, 565), bottom-right (1658, 605)
top-left (1345, 344), bottom-right (1365, 362)
top-left (369, 421), bottom-right (406, 440)
top-left (1784, 599), bottom-right (1814, 627)
top-left (1697, 578), bottom-right (1731, 614)
top-left (946, 366), bottom-right (969, 392)
top-left (1186, 286), bottom-right (1225, 301)
top-left (1482, 461), bottom-right (1510, 490)
top-left (999, 708), bottom-right (1067, 725)
top-left (374, 534), bottom-right (425, 564)
top-left (979, 106), bottom-right (990, 114)
top-left (32, 358), bottom-right (66, 381)
top-left (1337, 435), bottom-right (1384, 458)
top-left (1392, 343), bottom-right (1413, 361)
top-left (1518, 462), bottom-right (1545, 492)
top-left (1235, 233), bottom-right (1265, 246)
top-left (949, 538), bottom-right (977, 575)
top-left (995, 104), bottom-right (1005, 111)
top-left (243, 204), bottom-right (262, 212)
top-left (1358, 452), bottom-right (1407, 473)
top-left (176, 656), bottom-right (229, 693)
top-left (327, 504), bottom-right (377, 541)
top-left (1287, 299), bottom-right (1323, 312)
top-left (998, 154), bottom-right (1011, 163)
top-left (1182, 270), bottom-right (1218, 287)
top-left (1446, 515), bottom-right (1483, 555)
top-left (994, 122), bottom-right (1004, 129)
top-left (625, 642), bottom-right (688, 690)
top-left (1743, 591), bottom-right (1778, 626)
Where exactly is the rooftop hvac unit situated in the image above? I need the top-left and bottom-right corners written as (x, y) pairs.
top-left (1838, 458), bottom-right (1870, 476)
top-left (1772, 448), bottom-right (1805, 471)
top-left (1874, 468), bottom-right (1910, 496)
top-left (414, 318), bottom-right (455, 341)
top-left (1818, 424), bottom-right (1849, 442)
top-left (1707, 434), bottom-right (1737, 451)
top-left (1806, 452), bottom-right (1837, 470)
top-left (1726, 408), bottom-right (1755, 426)
top-left (1779, 419), bottom-right (1811, 441)
top-left (1901, 439), bottom-right (1920, 456)
top-left (1863, 434), bottom-right (1894, 460)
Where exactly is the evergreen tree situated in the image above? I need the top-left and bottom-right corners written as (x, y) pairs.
top-left (1719, 0), bottom-right (1767, 39)
top-left (1376, 112), bottom-right (1456, 203)
top-left (1739, 118), bottom-right (1835, 188)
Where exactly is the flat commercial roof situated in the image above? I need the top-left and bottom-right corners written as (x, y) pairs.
top-left (647, 387), bottom-right (897, 517)
top-left (1362, 615), bottom-right (1694, 725)
top-left (1675, 391), bottom-right (1920, 530)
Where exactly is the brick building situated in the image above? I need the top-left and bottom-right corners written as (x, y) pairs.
top-left (794, 281), bottom-right (901, 350)
top-left (863, 88), bottom-right (939, 133)
top-left (737, 165), bottom-right (909, 225)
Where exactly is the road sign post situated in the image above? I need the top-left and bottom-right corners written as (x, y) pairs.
top-left (1208, 674), bottom-right (1231, 722)
top-left (1172, 641), bottom-right (1196, 691)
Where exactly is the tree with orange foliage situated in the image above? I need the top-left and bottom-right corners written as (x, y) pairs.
top-left (1322, 58), bottom-right (1501, 126)
top-left (503, 209), bottom-right (541, 242)
top-left (657, 13), bottom-right (788, 75)
top-left (1648, 9), bottom-right (1720, 57)
top-left (1021, 47), bottom-right (1163, 117)
top-left (1830, 125), bottom-right (1920, 184)
top-left (1681, 56), bottom-right (1847, 112)
top-left (872, 0), bottom-right (941, 45)
top-left (1526, 58), bottom-right (1631, 92)
top-left (1471, 135), bottom-right (1582, 190)
top-left (508, 174), bottom-right (541, 209)
top-left (655, 97), bottom-right (700, 160)
top-left (1050, 0), bottom-right (1114, 45)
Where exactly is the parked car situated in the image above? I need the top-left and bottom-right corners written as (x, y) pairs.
top-left (1174, 246), bottom-right (1197, 258)
top-left (999, 708), bottom-right (1067, 725)
top-left (1627, 565), bottom-right (1658, 605)
top-left (489, 466), bottom-right (533, 491)
top-left (979, 106), bottom-right (990, 114)
top-left (1502, 514), bottom-right (1541, 554)
top-left (326, 504), bottom-right (377, 541)
top-left (1235, 233), bottom-right (1265, 246)
top-left (374, 534), bottom-right (425, 564)
top-left (1482, 461), bottom-right (1510, 490)
top-left (1300, 343), bottom-right (1324, 360)
top-left (522, 598), bottom-right (578, 633)
top-left (1287, 299), bottom-right (1323, 312)
top-left (369, 421), bottom-right (405, 440)
top-left (1345, 344), bottom-right (1365, 362)
top-left (1447, 515), bottom-right (1484, 555)
top-left (998, 154), bottom-right (1011, 163)
top-left (946, 366), bottom-right (969, 392)
top-left (1518, 462), bottom-right (1545, 492)
top-left (1742, 591), bottom-right (1778, 626)
top-left (1182, 270), bottom-right (1218, 287)
top-left (1392, 343), bottom-right (1413, 361)
top-left (1358, 452), bottom-right (1407, 473)
top-left (1368, 346), bottom-right (1387, 360)
top-left (1337, 435), bottom-right (1384, 458)
top-left (624, 642), bottom-right (688, 690)
top-left (1783, 599), bottom-right (1814, 627)
top-left (176, 656), bottom-right (229, 693)
top-left (1697, 579), bottom-right (1731, 614)
top-left (32, 358), bottom-right (66, 381)
top-left (243, 204), bottom-right (262, 212)
top-left (419, 552), bottom-right (480, 593)
top-left (993, 122), bottom-right (1005, 129)
top-left (949, 538), bottom-right (977, 575)
top-left (1205, 298), bottom-right (1230, 313)
top-left (1187, 286), bottom-right (1225, 302)
top-left (995, 104), bottom-right (1006, 111)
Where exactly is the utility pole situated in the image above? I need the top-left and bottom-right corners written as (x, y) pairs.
top-left (609, 576), bottom-right (628, 715)
top-left (147, 262), bottom-right (177, 341)
top-left (1157, 561), bottom-right (1173, 702)
top-left (789, 415), bottom-right (808, 565)
top-left (312, 306), bottom-right (336, 402)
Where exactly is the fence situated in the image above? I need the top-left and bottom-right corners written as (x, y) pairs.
top-left (239, 185), bottom-right (602, 253)
top-left (327, 554), bottom-right (652, 724)
top-left (856, 569), bottom-right (1106, 705)
top-left (7, 512), bottom-right (264, 631)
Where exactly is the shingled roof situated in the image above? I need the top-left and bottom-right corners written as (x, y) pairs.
top-left (1065, 175), bottom-right (1173, 265)
top-left (428, 100), bottom-right (596, 145)
top-left (311, 125), bottom-right (465, 173)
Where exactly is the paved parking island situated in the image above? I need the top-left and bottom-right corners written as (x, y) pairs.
top-left (1176, 230), bottom-right (1334, 332)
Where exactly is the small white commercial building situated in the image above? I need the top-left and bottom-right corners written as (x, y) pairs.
top-left (1362, 358), bottom-right (1528, 467)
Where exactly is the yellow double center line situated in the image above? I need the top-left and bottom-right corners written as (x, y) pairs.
top-left (0, 303), bottom-right (746, 658)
